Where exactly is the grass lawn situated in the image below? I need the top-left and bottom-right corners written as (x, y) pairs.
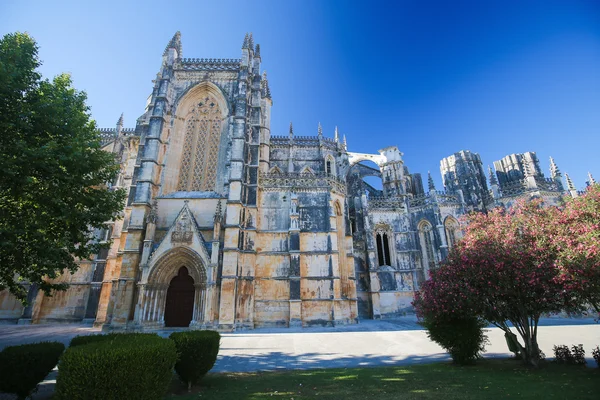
top-left (168, 359), bottom-right (600, 399)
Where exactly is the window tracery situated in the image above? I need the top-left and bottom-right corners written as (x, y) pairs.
top-left (177, 95), bottom-right (223, 192)
top-left (418, 221), bottom-right (436, 271)
top-left (444, 217), bottom-right (459, 248)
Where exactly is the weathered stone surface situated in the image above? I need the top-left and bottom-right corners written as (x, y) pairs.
top-left (0, 32), bottom-right (569, 329)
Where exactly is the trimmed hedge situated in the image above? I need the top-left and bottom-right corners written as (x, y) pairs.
top-left (0, 341), bottom-right (65, 400)
top-left (420, 316), bottom-right (488, 365)
top-left (170, 331), bottom-right (221, 389)
top-left (55, 334), bottom-right (177, 400)
top-left (69, 332), bottom-right (160, 347)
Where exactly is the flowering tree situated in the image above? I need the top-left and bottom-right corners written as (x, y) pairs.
top-left (553, 184), bottom-right (600, 314)
top-left (414, 199), bottom-right (565, 367)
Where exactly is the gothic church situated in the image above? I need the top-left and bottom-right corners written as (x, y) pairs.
top-left (0, 33), bottom-right (585, 329)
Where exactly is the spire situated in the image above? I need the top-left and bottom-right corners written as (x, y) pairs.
top-left (565, 173), bottom-right (576, 191)
top-left (428, 171), bottom-right (436, 191)
top-left (242, 33), bottom-right (250, 49)
top-left (343, 134), bottom-right (347, 150)
top-left (261, 71), bottom-right (271, 99)
top-left (488, 165), bottom-right (498, 186)
top-left (116, 113), bottom-right (124, 136)
top-left (334, 126), bottom-right (339, 142)
top-left (549, 156), bottom-right (561, 179)
top-left (588, 172), bottom-right (596, 186)
top-left (289, 121), bottom-right (294, 138)
top-left (248, 33), bottom-right (254, 50)
top-left (163, 31), bottom-right (182, 57)
top-left (317, 122), bottom-right (323, 138)
top-left (254, 43), bottom-right (261, 58)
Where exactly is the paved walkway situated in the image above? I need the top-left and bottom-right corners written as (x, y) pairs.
top-left (0, 317), bottom-right (598, 399)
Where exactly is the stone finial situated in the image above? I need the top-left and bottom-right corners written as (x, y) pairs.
top-left (428, 171), bottom-right (436, 191)
top-left (334, 126), bottom-right (339, 142)
top-left (289, 121), bottom-right (294, 137)
top-left (565, 173), bottom-right (576, 191)
top-left (254, 43), bottom-right (261, 57)
top-left (242, 33), bottom-right (250, 49)
top-left (163, 31), bottom-right (182, 57)
top-left (116, 113), bottom-right (124, 136)
top-left (549, 156), bottom-right (561, 179)
top-left (588, 172), bottom-right (596, 186)
top-left (488, 165), bottom-right (498, 186)
top-left (261, 71), bottom-right (272, 99)
top-left (318, 122), bottom-right (323, 138)
top-left (248, 33), bottom-right (255, 50)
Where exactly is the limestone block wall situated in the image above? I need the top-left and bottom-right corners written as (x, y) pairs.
top-left (0, 290), bottom-right (24, 322)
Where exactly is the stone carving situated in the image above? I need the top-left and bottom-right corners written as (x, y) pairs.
top-left (172, 212), bottom-right (193, 243)
top-left (259, 172), bottom-right (346, 195)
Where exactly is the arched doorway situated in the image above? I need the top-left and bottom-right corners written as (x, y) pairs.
top-left (164, 267), bottom-right (195, 327)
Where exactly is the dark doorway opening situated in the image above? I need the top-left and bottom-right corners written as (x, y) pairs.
top-left (164, 267), bottom-right (195, 327)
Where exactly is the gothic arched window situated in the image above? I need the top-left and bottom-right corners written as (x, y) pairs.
top-left (374, 224), bottom-right (392, 267)
top-left (444, 217), bottom-right (459, 248)
top-left (324, 155), bottom-right (336, 177)
top-left (177, 95), bottom-right (223, 192)
top-left (418, 221), bottom-right (436, 272)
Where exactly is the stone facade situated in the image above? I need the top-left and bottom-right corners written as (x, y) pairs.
top-left (0, 33), bottom-right (589, 329)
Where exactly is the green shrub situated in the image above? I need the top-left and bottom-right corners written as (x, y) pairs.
top-left (69, 332), bottom-right (159, 347)
top-left (55, 334), bottom-right (177, 400)
top-left (170, 330), bottom-right (221, 390)
top-left (0, 341), bottom-right (65, 400)
top-left (420, 316), bottom-right (488, 365)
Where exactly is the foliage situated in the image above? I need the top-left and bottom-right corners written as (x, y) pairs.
top-left (170, 330), bottom-right (221, 390)
top-left (69, 332), bottom-right (159, 347)
top-left (552, 184), bottom-right (600, 313)
top-left (167, 360), bottom-right (600, 400)
top-left (553, 344), bottom-right (586, 366)
top-left (55, 334), bottom-right (177, 400)
top-left (0, 32), bottom-right (126, 301)
top-left (417, 313), bottom-right (488, 365)
top-left (0, 341), bottom-right (65, 400)
top-left (592, 346), bottom-right (600, 368)
top-left (414, 199), bottom-right (564, 367)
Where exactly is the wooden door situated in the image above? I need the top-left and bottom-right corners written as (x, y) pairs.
top-left (164, 267), bottom-right (195, 327)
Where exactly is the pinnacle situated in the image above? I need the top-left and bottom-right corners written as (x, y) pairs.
top-left (255, 43), bottom-right (261, 57)
top-left (242, 33), bottom-right (250, 49)
top-left (565, 173), bottom-right (575, 191)
top-left (318, 122), bottom-right (323, 137)
top-left (163, 31), bottom-right (182, 57)
top-left (588, 172), bottom-right (596, 185)
top-left (334, 126), bottom-right (339, 142)
top-left (428, 171), bottom-right (436, 191)
top-left (488, 165), bottom-right (498, 185)
top-left (289, 121), bottom-right (294, 136)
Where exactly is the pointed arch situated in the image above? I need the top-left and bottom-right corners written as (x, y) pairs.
top-left (418, 220), bottom-right (436, 274)
top-left (162, 81), bottom-right (230, 195)
top-left (300, 166), bottom-right (315, 175)
top-left (269, 165), bottom-right (283, 175)
top-left (443, 216), bottom-right (460, 248)
top-left (325, 154), bottom-right (336, 176)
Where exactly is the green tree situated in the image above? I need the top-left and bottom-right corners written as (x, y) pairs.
top-left (0, 32), bottom-right (126, 301)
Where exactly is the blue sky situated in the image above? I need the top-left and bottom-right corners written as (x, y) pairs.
top-left (2, 0), bottom-right (599, 189)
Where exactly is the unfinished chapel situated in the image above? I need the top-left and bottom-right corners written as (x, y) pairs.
top-left (1, 33), bottom-right (588, 330)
